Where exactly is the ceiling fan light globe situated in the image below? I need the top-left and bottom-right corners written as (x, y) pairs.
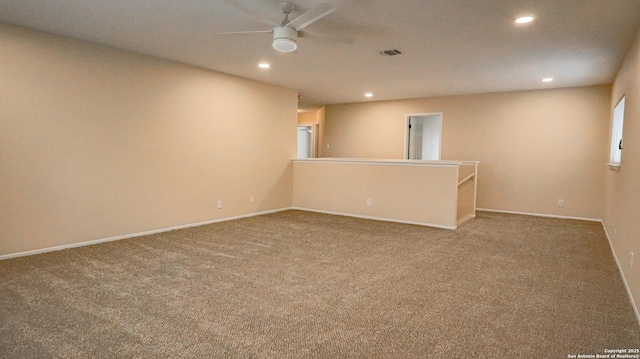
top-left (273, 38), bottom-right (297, 52)
top-left (272, 26), bottom-right (298, 52)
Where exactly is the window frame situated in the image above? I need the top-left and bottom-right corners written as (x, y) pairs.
top-left (609, 95), bottom-right (626, 168)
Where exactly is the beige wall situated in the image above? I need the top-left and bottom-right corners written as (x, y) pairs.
top-left (323, 86), bottom-right (611, 220)
top-left (0, 23), bottom-right (297, 256)
top-left (297, 112), bottom-right (317, 126)
top-left (604, 26), bottom-right (640, 316)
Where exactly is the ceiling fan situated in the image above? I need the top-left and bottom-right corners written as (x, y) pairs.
top-left (220, 0), bottom-right (354, 53)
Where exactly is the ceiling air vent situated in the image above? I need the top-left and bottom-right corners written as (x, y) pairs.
top-left (380, 49), bottom-right (402, 56)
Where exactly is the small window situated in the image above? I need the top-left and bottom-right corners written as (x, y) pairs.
top-left (609, 96), bottom-right (626, 166)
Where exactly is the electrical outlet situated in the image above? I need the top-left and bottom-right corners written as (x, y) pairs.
top-left (249, 196), bottom-right (254, 204)
top-left (366, 198), bottom-right (372, 206)
top-left (217, 200), bottom-right (223, 209)
top-left (557, 199), bottom-right (564, 207)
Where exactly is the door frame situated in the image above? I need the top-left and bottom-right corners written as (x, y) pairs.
top-left (313, 122), bottom-right (320, 158)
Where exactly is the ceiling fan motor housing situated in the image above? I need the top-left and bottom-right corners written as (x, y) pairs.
top-left (273, 26), bottom-right (298, 52)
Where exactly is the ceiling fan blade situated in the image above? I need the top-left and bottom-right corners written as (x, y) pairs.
top-left (219, 30), bottom-right (273, 35)
top-left (298, 30), bottom-right (355, 44)
top-left (222, 0), bottom-right (279, 28)
top-left (286, 3), bottom-right (336, 31)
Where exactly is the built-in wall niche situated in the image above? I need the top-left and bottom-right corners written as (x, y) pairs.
top-left (405, 113), bottom-right (443, 160)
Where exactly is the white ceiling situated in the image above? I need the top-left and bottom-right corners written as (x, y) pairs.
top-left (1, 0), bottom-right (640, 111)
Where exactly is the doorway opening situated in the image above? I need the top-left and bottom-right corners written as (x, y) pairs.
top-left (297, 125), bottom-right (313, 158)
top-left (405, 113), bottom-right (443, 160)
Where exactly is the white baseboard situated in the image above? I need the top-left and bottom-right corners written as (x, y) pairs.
top-left (476, 208), bottom-right (602, 222)
top-left (292, 207), bottom-right (457, 230)
top-left (601, 224), bottom-right (640, 329)
top-left (0, 207), bottom-right (293, 261)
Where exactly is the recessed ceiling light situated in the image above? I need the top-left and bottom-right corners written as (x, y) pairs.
top-left (258, 63), bottom-right (270, 69)
top-left (542, 77), bottom-right (553, 82)
top-left (364, 93), bottom-right (373, 98)
top-left (515, 16), bottom-right (534, 24)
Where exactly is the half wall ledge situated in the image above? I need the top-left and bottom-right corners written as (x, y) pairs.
top-left (293, 158), bottom-right (479, 229)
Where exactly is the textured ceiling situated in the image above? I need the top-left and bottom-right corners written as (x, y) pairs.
top-left (1, 0), bottom-right (639, 111)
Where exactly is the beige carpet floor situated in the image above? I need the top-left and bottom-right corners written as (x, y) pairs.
top-left (1, 210), bottom-right (639, 358)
